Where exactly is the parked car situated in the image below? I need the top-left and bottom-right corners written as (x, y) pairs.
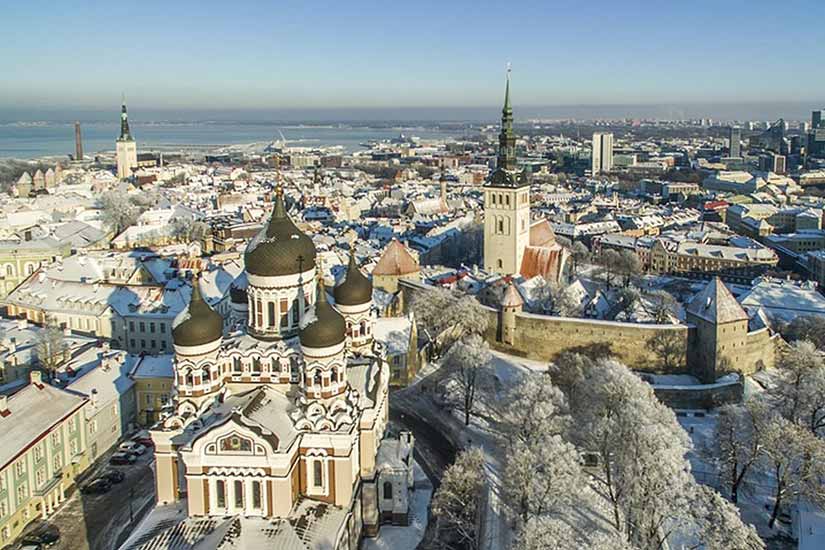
top-left (109, 452), bottom-right (137, 465)
top-left (80, 479), bottom-right (111, 495)
top-left (132, 430), bottom-right (155, 448)
top-left (118, 441), bottom-right (147, 455)
top-left (101, 470), bottom-right (125, 484)
top-left (20, 523), bottom-right (59, 548)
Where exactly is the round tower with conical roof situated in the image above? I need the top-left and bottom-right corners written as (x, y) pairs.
top-left (244, 186), bottom-right (317, 340)
top-left (300, 279), bottom-right (348, 399)
top-left (171, 275), bottom-right (224, 410)
top-left (333, 249), bottom-right (375, 352)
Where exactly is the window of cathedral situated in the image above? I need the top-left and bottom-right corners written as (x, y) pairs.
top-left (280, 298), bottom-right (289, 328)
top-left (256, 298), bottom-right (263, 327)
top-left (383, 481), bottom-right (393, 500)
top-left (313, 370), bottom-right (322, 386)
top-left (292, 298), bottom-right (299, 325)
top-left (252, 357), bottom-right (261, 374)
top-left (331, 370), bottom-right (338, 383)
top-left (252, 481), bottom-right (262, 509)
top-left (232, 357), bottom-right (242, 375)
top-left (360, 320), bottom-right (367, 336)
top-left (234, 480), bottom-right (244, 508)
top-left (313, 460), bottom-right (323, 488)
top-left (268, 302), bottom-right (276, 327)
top-left (216, 480), bottom-right (226, 508)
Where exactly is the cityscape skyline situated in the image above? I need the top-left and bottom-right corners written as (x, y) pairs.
top-left (2, 0), bottom-right (824, 111)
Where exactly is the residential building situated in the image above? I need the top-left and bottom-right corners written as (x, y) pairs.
top-left (128, 354), bottom-right (174, 426)
top-left (0, 373), bottom-right (88, 544)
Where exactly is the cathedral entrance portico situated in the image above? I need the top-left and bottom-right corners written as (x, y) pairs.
top-left (206, 471), bottom-right (268, 517)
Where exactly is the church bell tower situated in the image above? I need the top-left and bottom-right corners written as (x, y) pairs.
top-left (483, 67), bottom-right (530, 275)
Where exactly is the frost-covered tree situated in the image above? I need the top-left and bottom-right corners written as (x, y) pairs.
top-left (503, 435), bottom-right (583, 527)
top-left (571, 360), bottom-right (695, 550)
top-left (99, 191), bottom-right (139, 234)
top-left (411, 287), bottom-right (488, 354)
top-left (442, 334), bottom-right (491, 425)
top-left (689, 486), bottom-right (765, 550)
top-left (714, 400), bottom-right (768, 504)
top-left (769, 340), bottom-right (825, 435)
top-left (597, 249), bottom-right (622, 289)
top-left (617, 250), bottom-right (643, 288)
top-left (762, 416), bottom-right (825, 529)
top-left (514, 516), bottom-right (635, 550)
top-left (432, 447), bottom-right (486, 550)
top-left (498, 373), bottom-right (569, 448)
top-left (613, 287), bottom-right (640, 321)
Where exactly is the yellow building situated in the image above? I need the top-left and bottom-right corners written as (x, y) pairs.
top-left (129, 355), bottom-right (175, 426)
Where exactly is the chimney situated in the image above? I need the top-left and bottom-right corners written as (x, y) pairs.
top-left (30, 371), bottom-right (43, 386)
top-left (0, 396), bottom-right (8, 417)
top-left (63, 326), bottom-right (72, 337)
top-left (90, 388), bottom-right (98, 407)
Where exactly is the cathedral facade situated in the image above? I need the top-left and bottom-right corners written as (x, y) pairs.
top-left (150, 190), bottom-right (403, 548)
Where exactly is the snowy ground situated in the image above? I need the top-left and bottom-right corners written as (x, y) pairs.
top-left (362, 462), bottom-right (433, 550)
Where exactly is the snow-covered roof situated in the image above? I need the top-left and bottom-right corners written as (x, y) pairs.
top-left (0, 379), bottom-right (87, 470)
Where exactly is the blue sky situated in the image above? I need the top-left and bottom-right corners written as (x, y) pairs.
top-left (1, 0), bottom-right (824, 110)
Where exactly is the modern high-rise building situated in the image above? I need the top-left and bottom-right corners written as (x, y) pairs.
top-left (115, 100), bottom-right (138, 179)
top-left (728, 126), bottom-right (741, 158)
top-left (813, 110), bottom-right (823, 130)
top-left (484, 69), bottom-right (530, 276)
top-left (809, 110), bottom-right (825, 159)
top-left (591, 132), bottom-right (614, 175)
top-left (74, 121), bottom-right (83, 161)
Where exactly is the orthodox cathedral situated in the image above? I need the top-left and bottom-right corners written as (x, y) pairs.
top-left (148, 189), bottom-right (413, 549)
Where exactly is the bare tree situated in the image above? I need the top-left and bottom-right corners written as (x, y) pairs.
top-left (570, 241), bottom-right (590, 275)
top-left (644, 290), bottom-right (678, 324)
top-left (614, 287), bottom-right (640, 320)
top-left (617, 250), bottom-right (642, 288)
top-left (781, 315), bottom-right (825, 350)
top-left (34, 321), bottom-right (67, 380)
top-left (432, 447), bottom-right (486, 550)
top-left (646, 330), bottom-right (685, 370)
top-left (598, 249), bottom-right (622, 289)
top-left (713, 400), bottom-right (768, 504)
top-left (442, 334), bottom-right (491, 426)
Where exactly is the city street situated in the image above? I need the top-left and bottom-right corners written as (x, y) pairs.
top-left (17, 450), bottom-right (157, 550)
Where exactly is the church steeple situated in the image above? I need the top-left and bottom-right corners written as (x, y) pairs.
top-left (119, 95), bottom-right (133, 142)
top-left (497, 65), bottom-right (516, 172)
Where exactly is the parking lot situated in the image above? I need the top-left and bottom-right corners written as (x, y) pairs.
top-left (15, 446), bottom-right (157, 550)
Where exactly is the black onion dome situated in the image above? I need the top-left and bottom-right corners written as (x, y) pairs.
top-left (300, 282), bottom-right (346, 348)
top-left (173, 277), bottom-right (223, 347)
top-left (333, 250), bottom-right (373, 306)
top-left (244, 191), bottom-right (316, 277)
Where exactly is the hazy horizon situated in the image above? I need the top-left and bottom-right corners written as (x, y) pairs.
top-left (1, 101), bottom-right (823, 125)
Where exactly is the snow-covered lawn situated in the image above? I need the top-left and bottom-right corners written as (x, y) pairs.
top-left (362, 462), bottom-right (433, 550)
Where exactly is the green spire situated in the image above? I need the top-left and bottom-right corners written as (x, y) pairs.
top-left (497, 64), bottom-right (517, 172)
top-left (119, 95), bottom-right (132, 141)
top-left (503, 64), bottom-right (512, 116)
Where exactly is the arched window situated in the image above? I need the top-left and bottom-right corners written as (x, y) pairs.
top-left (497, 259), bottom-right (503, 269)
top-left (314, 370), bottom-right (322, 386)
top-left (313, 460), bottom-right (323, 487)
top-left (252, 481), bottom-right (262, 509)
top-left (216, 480), bottom-right (226, 508)
top-left (232, 357), bottom-right (242, 374)
top-left (4, 265), bottom-right (13, 277)
top-left (331, 370), bottom-right (338, 383)
top-left (25, 263), bottom-right (35, 276)
top-left (255, 298), bottom-right (263, 327)
top-left (359, 320), bottom-right (367, 337)
top-left (268, 301), bottom-right (276, 327)
top-left (252, 356), bottom-right (261, 374)
top-left (292, 298), bottom-right (299, 324)
top-left (505, 195), bottom-right (510, 206)
top-left (234, 480), bottom-right (244, 508)
top-left (383, 481), bottom-right (393, 500)
top-left (497, 219), bottom-right (504, 233)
